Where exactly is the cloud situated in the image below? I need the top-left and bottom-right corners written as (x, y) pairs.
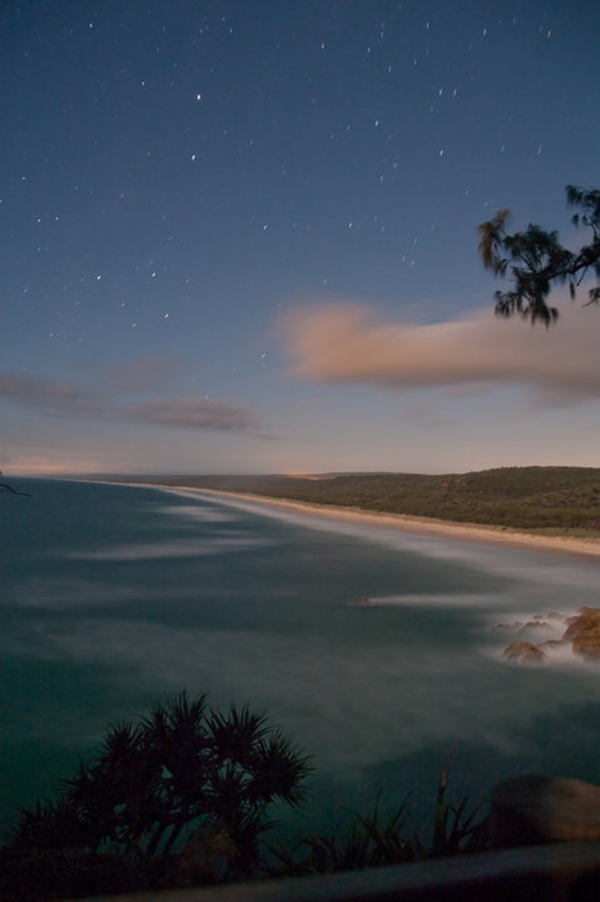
top-left (0, 372), bottom-right (103, 416)
top-left (125, 396), bottom-right (257, 431)
top-left (282, 300), bottom-right (600, 403)
top-left (0, 363), bottom-right (260, 433)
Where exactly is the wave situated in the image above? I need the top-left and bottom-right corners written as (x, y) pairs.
top-left (66, 535), bottom-right (271, 561)
top-left (176, 491), bottom-right (600, 589)
top-left (155, 500), bottom-right (239, 523)
top-left (346, 593), bottom-right (504, 609)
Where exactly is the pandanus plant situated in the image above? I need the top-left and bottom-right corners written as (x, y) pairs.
top-left (7, 691), bottom-right (311, 881)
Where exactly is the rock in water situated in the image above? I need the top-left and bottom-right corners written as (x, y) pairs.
top-left (563, 607), bottom-right (600, 661)
top-left (503, 640), bottom-right (546, 664)
top-left (348, 596), bottom-right (373, 607)
top-left (516, 620), bottom-right (553, 635)
top-left (538, 639), bottom-right (566, 652)
top-left (491, 775), bottom-right (600, 847)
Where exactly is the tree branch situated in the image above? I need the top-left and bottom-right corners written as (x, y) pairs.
top-left (478, 185), bottom-right (600, 325)
top-left (0, 472), bottom-right (31, 497)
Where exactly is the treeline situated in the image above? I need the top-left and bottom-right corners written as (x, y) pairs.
top-left (122, 467), bottom-right (600, 533)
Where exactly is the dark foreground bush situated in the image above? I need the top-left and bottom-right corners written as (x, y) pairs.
top-left (1, 691), bottom-right (311, 899)
top-left (0, 847), bottom-right (142, 901)
top-left (0, 695), bottom-right (489, 901)
top-left (270, 764), bottom-right (489, 877)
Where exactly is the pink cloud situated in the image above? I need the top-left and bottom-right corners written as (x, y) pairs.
top-left (282, 299), bottom-right (600, 403)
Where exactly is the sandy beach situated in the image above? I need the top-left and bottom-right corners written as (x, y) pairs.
top-left (170, 486), bottom-right (600, 559)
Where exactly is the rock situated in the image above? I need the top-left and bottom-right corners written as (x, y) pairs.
top-left (490, 775), bottom-right (600, 847)
top-left (564, 607), bottom-right (600, 637)
top-left (503, 640), bottom-right (546, 664)
top-left (572, 631), bottom-right (600, 660)
top-left (538, 639), bottom-right (566, 652)
top-left (493, 620), bottom-right (525, 632)
top-left (349, 596), bottom-right (373, 607)
top-left (563, 607), bottom-right (600, 661)
top-left (516, 620), bottom-right (552, 637)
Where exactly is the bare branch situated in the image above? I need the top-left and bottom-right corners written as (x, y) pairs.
top-left (0, 471), bottom-right (31, 497)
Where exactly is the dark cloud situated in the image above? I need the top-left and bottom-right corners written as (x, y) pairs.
top-left (125, 396), bottom-right (258, 432)
top-left (0, 372), bottom-right (103, 416)
top-left (0, 368), bottom-right (260, 433)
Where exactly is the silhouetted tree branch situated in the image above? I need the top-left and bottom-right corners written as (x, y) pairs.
top-left (0, 471), bottom-right (31, 497)
top-left (478, 185), bottom-right (600, 325)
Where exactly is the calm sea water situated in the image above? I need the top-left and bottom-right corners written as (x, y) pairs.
top-left (2, 478), bottom-right (600, 844)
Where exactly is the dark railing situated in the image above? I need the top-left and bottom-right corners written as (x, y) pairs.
top-left (85, 840), bottom-right (600, 902)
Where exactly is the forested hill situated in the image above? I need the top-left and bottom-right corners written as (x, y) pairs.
top-left (119, 467), bottom-right (600, 534)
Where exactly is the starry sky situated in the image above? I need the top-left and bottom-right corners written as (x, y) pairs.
top-left (2, 0), bottom-right (599, 476)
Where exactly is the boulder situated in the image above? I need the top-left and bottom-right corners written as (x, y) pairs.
top-left (490, 775), bottom-right (600, 847)
top-left (572, 631), bottom-right (600, 661)
top-left (564, 607), bottom-right (600, 637)
top-left (516, 620), bottom-right (552, 637)
top-left (349, 596), bottom-right (373, 607)
top-left (503, 640), bottom-right (546, 664)
top-left (538, 639), bottom-right (566, 652)
top-left (563, 607), bottom-right (600, 661)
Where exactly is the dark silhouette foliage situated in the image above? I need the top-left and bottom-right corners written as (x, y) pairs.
top-left (0, 690), bottom-right (493, 901)
top-left (2, 692), bottom-right (311, 897)
top-left (478, 185), bottom-right (600, 325)
top-left (0, 471), bottom-right (30, 496)
top-left (270, 767), bottom-right (488, 877)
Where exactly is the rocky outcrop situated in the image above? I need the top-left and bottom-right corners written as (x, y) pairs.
top-left (503, 640), bottom-right (547, 664)
top-left (500, 607), bottom-right (600, 664)
top-left (516, 620), bottom-right (553, 636)
top-left (538, 639), bottom-right (566, 653)
top-left (564, 607), bottom-right (600, 661)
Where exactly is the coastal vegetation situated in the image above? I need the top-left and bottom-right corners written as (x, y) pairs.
top-left (0, 693), bottom-right (486, 900)
top-left (0, 692), bottom-right (311, 899)
top-left (119, 466), bottom-right (600, 534)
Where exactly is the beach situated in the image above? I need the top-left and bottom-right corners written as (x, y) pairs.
top-left (173, 486), bottom-right (600, 558)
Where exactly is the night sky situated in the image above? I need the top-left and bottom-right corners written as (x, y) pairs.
top-left (2, 0), bottom-right (599, 475)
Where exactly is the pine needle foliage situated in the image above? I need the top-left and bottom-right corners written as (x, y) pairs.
top-left (478, 185), bottom-right (600, 325)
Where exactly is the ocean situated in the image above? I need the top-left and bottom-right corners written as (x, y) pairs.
top-left (2, 478), bottom-right (600, 845)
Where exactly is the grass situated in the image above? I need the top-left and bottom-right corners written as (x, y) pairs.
top-left (269, 765), bottom-right (488, 877)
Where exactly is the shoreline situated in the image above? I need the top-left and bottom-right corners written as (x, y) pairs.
top-left (164, 486), bottom-right (600, 559)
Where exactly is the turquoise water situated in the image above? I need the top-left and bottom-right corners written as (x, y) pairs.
top-left (2, 479), bottom-right (600, 844)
